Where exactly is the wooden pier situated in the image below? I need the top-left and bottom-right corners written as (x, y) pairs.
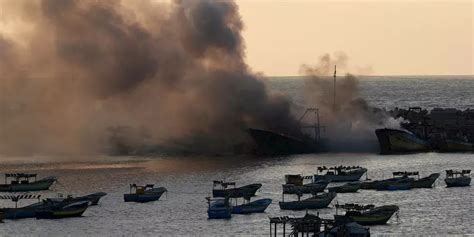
top-left (268, 213), bottom-right (334, 237)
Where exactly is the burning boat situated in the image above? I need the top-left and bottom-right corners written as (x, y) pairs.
top-left (248, 108), bottom-right (325, 155)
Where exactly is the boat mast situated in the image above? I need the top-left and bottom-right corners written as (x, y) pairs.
top-left (333, 65), bottom-right (337, 111)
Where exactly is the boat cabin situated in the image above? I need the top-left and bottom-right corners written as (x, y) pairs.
top-left (335, 203), bottom-right (375, 214)
top-left (213, 180), bottom-right (236, 190)
top-left (284, 174), bottom-right (313, 186)
top-left (4, 173), bottom-right (37, 185)
top-left (393, 171), bottom-right (419, 179)
top-left (446, 170), bottom-right (471, 178)
top-left (316, 166), bottom-right (364, 175)
top-left (129, 184), bottom-right (154, 194)
top-left (0, 194), bottom-right (42, 208)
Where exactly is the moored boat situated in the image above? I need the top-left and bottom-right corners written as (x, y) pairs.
top-left (232, 197), bottom-right (272, 214)
top-left (55, 192), bottom-right (107, 206)
top-left (212, 181), bottom-right (261, 198)
top-left (314, 166), bottom-right (367, 182)
top-left (207, 197), bottom-right (232, 219)
top-left (445, 170), bottom-right (471, 187)
top-left (279, 192), bottom-right (337, 210)
top-left (0, 173), bottom-right (57, 192)
top-left (282, 174), bottom-right (329, 194)
top-left (375, 128), bottom-right (430, 154)
top-left (375, 177), bottom-right (413, 191)
top-left (392, 171), bottom-right (440, 188)
top-left (36, 201), bottom-right (89, 219)
top-left (335, 203), bottom-right (399, 225)
top-left (328, 182), bottom-right (361, 193)
top-left (124, 184), bottom-right (167, 203)
top-left (439, 139), bottom-right (474, 152)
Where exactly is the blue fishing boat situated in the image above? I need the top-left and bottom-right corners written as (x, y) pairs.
top-left (232, 198), bottom-right (272, 214)
top-left (207, 197), bottom-right (232, 219)
top-left (283, 174), bottom-right (329, 194)
top-left (124, 184), bottom-right (167, 203)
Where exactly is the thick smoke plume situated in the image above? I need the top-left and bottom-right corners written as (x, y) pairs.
top-left (0, 0), bottom-right (300, 155)
top-left (300, 53), bottom-right (398, 152)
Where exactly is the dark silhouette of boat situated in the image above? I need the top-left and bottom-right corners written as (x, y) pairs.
top-left (439, 139), bottom-right (474, 152)
top-left (282, 174), bottom-right (329, 194)
top-left (124, 184), bottom-right (167, 203)
top-left (0, 173), bottom-right (57, 192)
top-left (328, 182), bottom-right (361, 193)
top-left (335, 203), bottom-right (399, 225)
top-left (232, 197), bottom-right (272, 214)
top-left (55, 192), bottom-right (107, 206)
top-left (375, 177), bottom-right (413, 191)
top-left (314, 166), bottom-right (367, 182)
top-left (212, 181), bottom-right (261, 198)
top-left (207, 197), bottom-right (232, 219)
top-left (445, 170), bottom-right (471, 187)
top-left (279, 192), bottom-right (337, 210)
top-left (375, 128), bottom-right (430, 154)
top-left (248, 108), bottom-right (324, 155)
top-left (392, 171), bottom-right (440, 188)
top-left (36, 200), bottom-right (89, 219)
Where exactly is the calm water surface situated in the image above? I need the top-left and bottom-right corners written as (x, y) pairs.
top-left (0, 153), bottom-right (472, 236)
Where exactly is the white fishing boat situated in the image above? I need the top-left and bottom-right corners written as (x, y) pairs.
top-left (0, 173), bottom-right (57, 192)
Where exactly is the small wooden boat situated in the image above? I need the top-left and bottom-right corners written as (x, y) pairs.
top-left (36, 201), bottom-right (89, 219)
top-left (314, 166), bottom-right (367, 182)
top-left (0, 173), bottom-right (57, 192)
top-left (328, 182), bottom-right (361, 193)
top-left (232, 197), bottom-right (272, 214)
top-left (207, 197), bottom-right (232, 219)
top-left (283, 178), bottom-right (329, 194)
top-left (335, 203), bottom-right (399, 225)
top-left (55, 192), bottom-right (107, 206)
top-left (391, 171), bottom-right (440, 188)
top-left (212, 181), bottom-right (261, 198)
top-left (375, 177), bottom-right (413, 191)
top-left (0, 194), bottom-right (45, 219)
top-left (124, 184), bottom-right (167, 203)
top-left (279, 192), bottom-right (337, 210)
top-left (445, 170), bottom-right (471, 187)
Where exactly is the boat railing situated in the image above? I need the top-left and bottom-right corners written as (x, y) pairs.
top-left (446, 170), bottom-right (471, 177)
top-left (4, 173), bottom-right (37, 184)
top-left (393, 171), bottom-right (420, 179)
top-left (0, 194), bottom-right (42, 208)
top-left (213, 180), bottom-right (236, 189)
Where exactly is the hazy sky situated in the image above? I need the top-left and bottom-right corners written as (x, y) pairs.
top-left (237, 0), bottom-right (473, 76)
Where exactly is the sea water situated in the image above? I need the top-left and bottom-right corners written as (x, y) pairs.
top-left (0, 76), bottom-right (473, 236)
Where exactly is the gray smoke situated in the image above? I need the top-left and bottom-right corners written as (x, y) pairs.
top-left (300, 53), bottom-right (396, 152)
top-left (0, 0), bottom-right (300, 155)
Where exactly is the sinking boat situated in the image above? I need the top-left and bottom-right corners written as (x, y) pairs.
top-left (335, 203), bottom-right (399, 225)
top-left (282, 175), bottom-right (329, 194)
top-left (36, 201), bottom-right (89, 219)
top-left (212, 181), bottom-right (261, 198)
top-left (314, 166), bottom-right (367, 182)
top-left (232, 197), bottom-right (272, 214)
top-left (207, 197), bottom-right (232, 219)
top-left (445, 170), bottom-right (471, 187)
top-left (124, 184), bottom-right (167, 203)
top-left (0, 173), bottom-right (57, 192)
top-left (279, 192), bottom-right (337, 210)
top-left (392, 171), bottom-right (440, 188)
top-left (375, 128), bottom-right (430, 154)
top-left (248, 108), bottom-right (325, 155)
top-left (328, 182), bottom-right (361, 193)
